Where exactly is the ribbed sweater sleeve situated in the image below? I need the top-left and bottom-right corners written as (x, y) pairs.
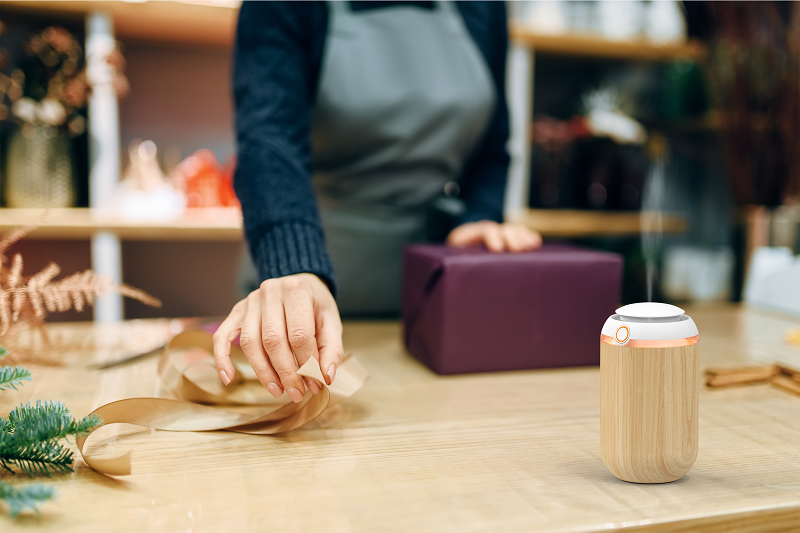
top-left (232, 2), bottom-right (336, 293)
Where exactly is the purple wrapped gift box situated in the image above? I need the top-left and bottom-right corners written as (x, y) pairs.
top-left (402, 244), bottom-right (623, 374)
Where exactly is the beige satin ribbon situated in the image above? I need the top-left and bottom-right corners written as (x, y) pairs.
top-left (77, 330), bottom-right (369, 476)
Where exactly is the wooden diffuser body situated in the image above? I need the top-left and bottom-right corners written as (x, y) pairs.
top-left (600, 303), bottom-right (699, 484)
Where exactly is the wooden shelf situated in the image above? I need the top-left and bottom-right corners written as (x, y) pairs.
top-left (509, 23), bottom-right (707, 62)
top-left (1, 5), bottom-right (707, 58)
top-left (510, 209), bottom-right (688, 238)
top-left (0, 1), bottom-right (239, 48)
top-left (1, 208), bottom-right (686, 240)
top-left (0, 208), bottom-right (243, 241)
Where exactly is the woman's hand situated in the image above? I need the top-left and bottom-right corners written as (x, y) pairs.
top-left (212, 273), bottom-right (343, 403)
top-left (447, 221), bottom-right (542, 252)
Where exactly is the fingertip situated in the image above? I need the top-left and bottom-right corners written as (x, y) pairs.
top-left (306, 378), bottom-right (321, 394)
top-left (320, 351), bottom-right (342, 385)
top-left (448, 230), bottom-right (470, 247)
top-left (286, 386), bottom-right (304, 403)
top-left (446, 231), bottom-right (462, 246)
top-left (266, 382), bottom-right (283, 398)
top-left (212, 343), bottom-right (233, 377)
top-left (501, 230), bottom-right (518, 253)
top-left (216, 354), bottom-right (236, 385)
top-left (486, 232), bottom-right (504, 253)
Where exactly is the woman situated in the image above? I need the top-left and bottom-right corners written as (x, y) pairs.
top-left (213, 1), bottom-right (541, 402)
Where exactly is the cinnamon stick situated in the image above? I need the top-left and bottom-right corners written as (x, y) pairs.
top-left (777, 365), bottom-right (800, 380)
top-left (771, 376), bottom-right (800, 397)
top-left (706, 365), bottom-right (778, 376)
top-left (705, 363), bottom-right (800, 397)
top-left (705, 365), bottom-right (778, 387)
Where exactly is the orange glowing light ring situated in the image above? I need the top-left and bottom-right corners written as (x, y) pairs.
top-left (600, 334), bottom-right (699, 348)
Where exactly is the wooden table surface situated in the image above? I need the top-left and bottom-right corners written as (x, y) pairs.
top-left (3, 305), bottom-right (800, 532)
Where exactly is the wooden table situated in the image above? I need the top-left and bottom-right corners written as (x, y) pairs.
top-left (3, 305), bottom-right (800, 531)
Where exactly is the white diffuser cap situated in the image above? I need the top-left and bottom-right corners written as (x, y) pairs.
top-left (616, 302), bottom-right (684, 319)
top-left (601, 302), bottom-right (698, 346)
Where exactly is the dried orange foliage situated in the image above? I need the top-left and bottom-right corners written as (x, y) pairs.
top-left (0, 223), bottom-right (161, 337)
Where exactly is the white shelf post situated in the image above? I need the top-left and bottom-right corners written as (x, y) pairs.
top-left (86, 11), bottom-right (123, 322)
top-left (504, 43), bottom-right (534, 222)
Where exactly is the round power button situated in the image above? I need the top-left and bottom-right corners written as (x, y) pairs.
top-left (615, 325), bottom-right (630, 345)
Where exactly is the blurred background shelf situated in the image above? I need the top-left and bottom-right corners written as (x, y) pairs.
top-left (0, 0), bottom-right (239, 48)
top-left (0, 2), bottom-right (242, 321)
top-left (509, 24), bottom-right (707, 62)
top-left (0, 208), bottom-right (243, 240)
top-left (0, 207), bottom-right (684, 241)
top-left (3, 3), bottom-right (788, 318)
top-left (512, 209), bottom-right (687, 238)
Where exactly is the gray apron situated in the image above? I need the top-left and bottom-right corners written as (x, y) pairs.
top-left (312, 0), bottom-right (495, 316)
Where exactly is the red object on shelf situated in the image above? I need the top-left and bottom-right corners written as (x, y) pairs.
top-left (174, 149), bottom-right (239, 208)
top-left (531, 116), bottom-right (592, 152)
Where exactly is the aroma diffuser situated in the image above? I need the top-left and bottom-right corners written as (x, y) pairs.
top-left (600, 302), bottom-right (699, 483)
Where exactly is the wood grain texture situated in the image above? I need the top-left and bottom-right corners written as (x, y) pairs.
top-left (601, 343), bottom-right (699, 483)
top-left (2, 306), bottom-right (800, 531)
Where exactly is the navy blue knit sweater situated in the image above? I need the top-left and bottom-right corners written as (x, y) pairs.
top-left (233, 1), bottom-right (510, 294)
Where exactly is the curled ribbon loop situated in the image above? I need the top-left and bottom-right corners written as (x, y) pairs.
top-left (77, 330), bottom-right (369, 476)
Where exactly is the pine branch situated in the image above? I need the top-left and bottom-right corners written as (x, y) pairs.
top-left (1, 440), bottom-right (74, 477)
top-left (5, 400), bottom-right (100, 441)
top-left (0, 481), bottom-right (56, 518)
top-left (0, 366), bottom-right (32, 391)
top-left (0, 346), bottom-right (7, 359)
top-left (4, 401), bottom-right (70, 434)
top-left (0, 400), bottom-right (102, 477)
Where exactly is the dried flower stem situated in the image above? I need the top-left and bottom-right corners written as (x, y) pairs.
top-left (0, 224), bottom-right (161, 338)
